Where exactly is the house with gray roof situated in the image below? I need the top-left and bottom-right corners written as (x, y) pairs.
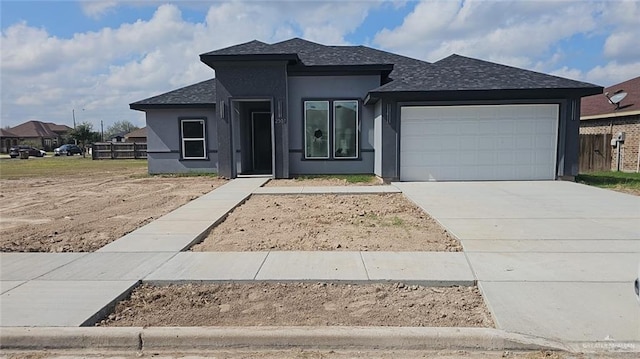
top-left (131, 38), bottom-right (602, 181)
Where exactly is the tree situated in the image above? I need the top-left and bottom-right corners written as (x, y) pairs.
top-left (70, 122), bottom-right (100, 158)
top-left (105, 120), bottom-right (139, 140)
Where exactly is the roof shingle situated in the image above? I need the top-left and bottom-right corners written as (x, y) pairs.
top-left (372, 54), bottom-right (599, 92)
top-left (132, 38), bottom-right (602, 108)
top-left (130, 79), bottom-right (216, 110)
top-left (581, 76), bottom-right (640, 118)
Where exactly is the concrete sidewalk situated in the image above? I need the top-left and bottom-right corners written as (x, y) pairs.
top-left (0, 179), bottom-right (470, 328)
top-left (396, 181), bottom-right (640, 345)
top-left (2, 177), bottom-right (639, 353)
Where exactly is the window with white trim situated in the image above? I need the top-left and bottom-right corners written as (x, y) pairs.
top-left (181, 119), bottom-right (206, 159)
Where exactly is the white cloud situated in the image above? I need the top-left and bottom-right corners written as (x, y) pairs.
top-left (374, 0), bottom-right (600, 67)
top-left (1, 1), bottom-right (383, 128)
top-left (80, 0), bottom-right (119, 19)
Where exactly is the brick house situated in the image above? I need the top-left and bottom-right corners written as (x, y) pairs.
top-left (124, 127), bottom-right (147, 143)
top-left (580, 76), bottom-right (640, 172)
top-left (1, 121), bottom-right (72, 152)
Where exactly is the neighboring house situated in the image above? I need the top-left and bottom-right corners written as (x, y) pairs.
top-left (109, 132), bottom-right (127, 142)
top-left (0, 128), bottom-right (20, 153)
top-left (130, 38), bottom-right (601, 181)
top-left (580, 76), bottom-right (639, 172)
top-left (124, 127), bottom-right (147, 143)
top-left (1, 121), bottom-right (72, 152)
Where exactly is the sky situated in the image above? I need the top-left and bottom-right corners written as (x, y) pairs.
top-left (1, 0), bottom-right (639, 130)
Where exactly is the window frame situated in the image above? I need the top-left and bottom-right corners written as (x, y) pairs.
top-left (303, 100), bottom-right (330, 159)
top-left (180, 118), bottom-right (207, 160)
top-left (332, 100), bottom-right (359, 160)
top-left (302, 98), bottom-right (361, 160)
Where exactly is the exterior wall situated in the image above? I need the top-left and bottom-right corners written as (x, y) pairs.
top-left (287, 75), bottom-right (380, 175)
top-left (580, 114), bottom-right (640, 171)
top-left (374, 101), bottom-right (383, 177)
top-left (145, 108), bottom-right (218, 174)
top-left (214, 62), bottom-right (289, 178)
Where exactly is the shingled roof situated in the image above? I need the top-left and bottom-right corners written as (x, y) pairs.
top-left (371, 54), bottom-right (600, 93)
top-left (202, 38), bottom-right (429, 82)
top-left (5, 121), bottom-right (71, 138)
top-left (130, 79), bottom-right (216, 110)
top-left (581, 76), bottom-right (640, 119)
top-left (0, 128), bottom-right (18, 137)
top-left (131, 38), bottom-right (601, 108)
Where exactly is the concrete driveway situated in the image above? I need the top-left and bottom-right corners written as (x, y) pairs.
top-left (395, 181), bottom-right (640, 346)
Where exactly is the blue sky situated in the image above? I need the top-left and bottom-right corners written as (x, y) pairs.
top-left (1, 0), bottom-right (639, 129)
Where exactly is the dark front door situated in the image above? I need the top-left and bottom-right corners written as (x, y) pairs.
top-left (251, 112), bottom-right (272, 173)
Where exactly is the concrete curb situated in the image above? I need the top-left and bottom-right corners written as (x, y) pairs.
top-left (1, 326), bottom-right (567, 352)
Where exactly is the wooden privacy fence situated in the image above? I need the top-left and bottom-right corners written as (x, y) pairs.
top-left (579, 134), bottom-right (611, 172)
top-left (92, 142), bottom-right (147, 160)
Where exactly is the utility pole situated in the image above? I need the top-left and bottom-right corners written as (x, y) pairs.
top-left (101, 120), bottom-right (104, 142)
top-left (72, 109), bottom-right (77, 145)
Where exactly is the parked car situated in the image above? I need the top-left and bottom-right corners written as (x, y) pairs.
top-left (54, 144), bottom-right (82, 156)
top-left (9, 145), bottom-right (46, 158)
top-left (635, 263), bottom-right (639, 304)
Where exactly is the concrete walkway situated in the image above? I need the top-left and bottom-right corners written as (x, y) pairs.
top-left (395, 181), bottom-right (640, 346)
top-left (0, 179), bottom-right (469, 327)
top-left (2, 177), bottom-right (639, 352)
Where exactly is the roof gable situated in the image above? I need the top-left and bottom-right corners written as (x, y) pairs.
top-left (581, 76), bottom-right (640, 118)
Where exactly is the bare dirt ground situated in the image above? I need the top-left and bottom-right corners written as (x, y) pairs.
top-left (100, 282), bottom-right (491, 327)
top-left (192, 194), bottom-right (461, 252)
top-left (0, 172), bottom-right (224, 252)
top-left (265, 177), bottom-right (384, 187)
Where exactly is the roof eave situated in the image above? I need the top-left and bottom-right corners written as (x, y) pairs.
top-left (200, 53), bottom-right (300, 68)
top-left (130, 103), bottom-right (216, 111)
top-left (369, 87), bottom-right (603, 100)
top-left (581, 109), bottom-right (640, 120)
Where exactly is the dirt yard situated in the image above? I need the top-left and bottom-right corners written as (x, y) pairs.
top-left (265, 177), bottom-right (383, 187)
top-left (0, 172), bottom-right (224, 252)
top-left (192, 194), bottom-right (461, 252)
top-left (100, 282), bottom-right (492, 327)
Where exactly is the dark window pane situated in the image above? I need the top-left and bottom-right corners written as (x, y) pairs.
top-left (183, 120), bottom-right (204, 138)
top-left (304, 101), bottom-right (329, 158)
top-left (334, 100), bottom-right (358, 158)
top-left (184, 140), bottom-right (205, 158)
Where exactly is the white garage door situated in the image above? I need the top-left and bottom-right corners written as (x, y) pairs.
top-left (400, 104), bottom-right (558, 181)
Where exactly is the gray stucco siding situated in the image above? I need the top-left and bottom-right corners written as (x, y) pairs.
top-left (286, 75), bottom-right (379, 175)
top-left (145, 108), bottom-right (218, 174)
top-left (289, 151), bottom-right (375, 175)
top-left (214, 62), bottom-right (289, 178)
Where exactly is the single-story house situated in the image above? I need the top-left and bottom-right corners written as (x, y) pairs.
top-left (580, 76), bottom-right (639, 172)
top-left (0, 128), bottom-right (19, 153)
top-left (109, 131), bottom-right (127, 142)
top-left (124, 127), bottom-right (147, 143)
top-left (130, 38), bottom-right (601, 181)
top-left (1, 120), bottom-right (72, 152)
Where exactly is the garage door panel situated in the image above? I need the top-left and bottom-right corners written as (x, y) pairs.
top-left (400, 105), bottom-right (558, 181)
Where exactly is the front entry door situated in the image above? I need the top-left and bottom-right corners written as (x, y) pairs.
top-left (251, 112), bottom-right (272, 173)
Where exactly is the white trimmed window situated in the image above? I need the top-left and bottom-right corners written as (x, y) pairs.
top-left (181, 119), bottom-right (206, 159)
